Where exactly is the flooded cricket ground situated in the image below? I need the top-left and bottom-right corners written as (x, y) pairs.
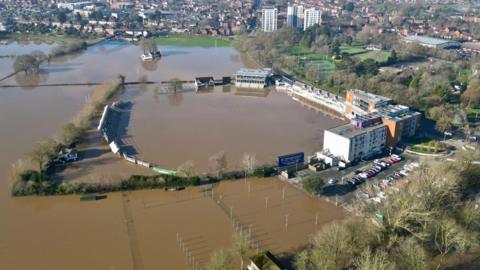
top-left (0, 40), bottom-right (345, 269)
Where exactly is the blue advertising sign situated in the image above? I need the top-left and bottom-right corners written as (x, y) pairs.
top-left (277, 152), bottom-right (304, 167)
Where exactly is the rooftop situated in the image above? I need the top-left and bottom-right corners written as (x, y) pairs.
top-left (378, 105), bottom-right (421, 122)
top-left (236, 68), bottom-right (272, 78)
top-left (404, 35), bottom-right (460, 46)
top-left (327, 122), bottom-right (386, 139)
top-left (348, 89), bottom-right (392, 105)
top-left (249, 251), bottom-right (286, 270)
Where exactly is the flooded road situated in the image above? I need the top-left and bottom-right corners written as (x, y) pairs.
top-left (0, 40), bottom-right (345, 269)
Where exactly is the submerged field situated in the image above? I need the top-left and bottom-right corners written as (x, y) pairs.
top-left (0, 40), bottom-right (346, 269)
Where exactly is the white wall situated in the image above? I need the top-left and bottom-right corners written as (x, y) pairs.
top-left (323, 130), bottom-right (351, 162)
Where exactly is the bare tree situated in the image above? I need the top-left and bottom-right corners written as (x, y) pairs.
top-left (61, 122), bottom-right (82, 146)
top-left (176, 160), bottom-right (195, 178)
top-left (241, 153), bottom-right (256, 180)
top-left (209, 150), bottom-right (227, 178)
top-left (354, 248), bottom-right (395, 270)
top-left (140, 39), bottom-right (158, 54)
top-left (393, 238), bottom-right (428, 270)
top-left (13, 54), bottom-right (41, 74)
top-left (232, 233), bottom-right (253, 270)
top-left (167, 77), bottom-right (183, 93)
top-left (28, 139), bottom-right (59, 171)
top-left (461, 77), bottom-right (480, 107)
top-left (432, 218), bottom-right (469, 257)
top-left (206, 249), bottom-right (231, 270)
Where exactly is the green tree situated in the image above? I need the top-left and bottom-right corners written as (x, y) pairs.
top-left (387, 50), bottom-right (398, 65)
top-left (302, 175), bottom-right (324, 194)
top-left (57, 11), bottom-right (67, 24)
top-left (343, 2), bottom-right (355, 12)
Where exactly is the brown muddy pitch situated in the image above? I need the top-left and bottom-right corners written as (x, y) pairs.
top-left (0, 41), bottom-right (345, 269)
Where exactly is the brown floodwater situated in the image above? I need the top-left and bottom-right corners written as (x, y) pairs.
top-left (0, 41), bottom-right (345, 269)
top-left (117, 84), bottom-right (341, 172)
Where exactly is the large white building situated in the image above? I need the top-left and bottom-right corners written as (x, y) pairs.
top-left (235, 68), bottom-right (272, 88)
top-left (303, 8), bottom-right (321, 30)
top-left (324, 122), bottom-right (387, 162)
top-left (261, 7), bottom-right (278, 32)
top-left (287, 4), bottom-right (303, 28)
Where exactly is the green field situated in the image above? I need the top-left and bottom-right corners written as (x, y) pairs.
top-left (307, 60), bottom-right (336, 81)
top-left (355, 50), bottom-right (392, 62)
top-left (290, 46), bottom-right (325, 60)
top-left (153, 34), bottom-right (230, 47)
top-left (340, 45), bottom-right (367, 55)
top-left (3, 33), bottom-right (101, 45)
top-left (340, 45), bottom-right (391, 63)
top-left (410, 139), bottom-right (451, 154)
top-left (287, 46), bottom-right (336, 80)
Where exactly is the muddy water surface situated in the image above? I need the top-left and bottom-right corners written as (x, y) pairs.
top-left (0, 41), bottom-right (345, 270)
top-left (121, 85), bottom-right (341, 172)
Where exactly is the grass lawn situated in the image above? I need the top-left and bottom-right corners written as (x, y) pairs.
top-left (307, 60), bottom-right (335, 81)
top-left (290, 46), bottom-right (326, 60)
top-left (340, 45), bottom-right (392, 63)
top-left (355, 50), bottom-right (391, 62)
top-left (410, 139), bottom-right (451, 154)
top-left (3, 33), bottom-right (101, 45)
top-left (340, 45), bottom-right (367, 56)
top-left (152, 34), bottom-right (230, 47)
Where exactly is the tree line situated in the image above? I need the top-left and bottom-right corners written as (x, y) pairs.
top-left (295, 150), bottom-right (480, 270)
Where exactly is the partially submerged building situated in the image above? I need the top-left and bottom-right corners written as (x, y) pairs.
top-left (195, 76), bottom-right (215, 91)
top-left (235, 68), bottom-right (272, 88)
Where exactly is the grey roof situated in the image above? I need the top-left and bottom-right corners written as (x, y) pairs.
top-left (236, 68), bottom-right (272, 78)
top-left (404, 35), bottom-right (460, 46)
top-left (327, 123), bottom-right (386, 139)
top-left (348, 89), bottom-right (391, 105)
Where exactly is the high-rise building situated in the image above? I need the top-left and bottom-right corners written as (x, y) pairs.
top-left (303, 8), bottom-right (321, 30)
top-left (287, 3), bottom-right (303, 28)
top-left (261, 7), bottom-right (278, 32)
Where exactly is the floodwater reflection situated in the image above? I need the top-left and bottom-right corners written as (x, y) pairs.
top-left (14, 70), bottom-right (48, 90)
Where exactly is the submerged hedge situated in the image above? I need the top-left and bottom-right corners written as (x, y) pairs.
top-left (11, 165), bottom-right (277, 197)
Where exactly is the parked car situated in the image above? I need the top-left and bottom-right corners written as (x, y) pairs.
top-left (328, 178), bottom-right (337, 185)
top-left (358, 173), bottom-right (368, 179)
